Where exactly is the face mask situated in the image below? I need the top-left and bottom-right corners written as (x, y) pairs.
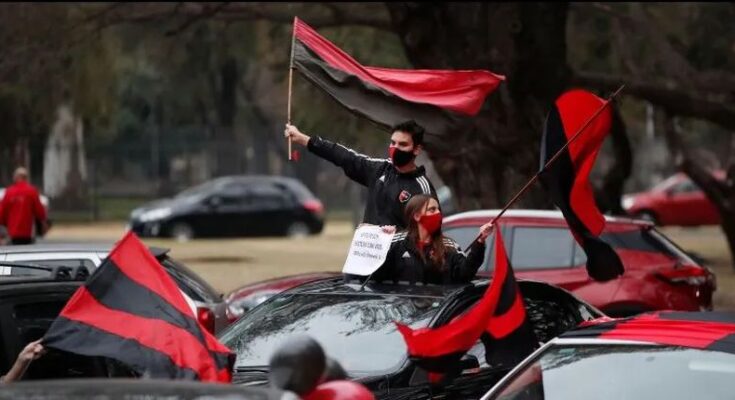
top-left (419, 212), bottom-right (443, 235)
top-left (389, 146), bottom-right (416, 167)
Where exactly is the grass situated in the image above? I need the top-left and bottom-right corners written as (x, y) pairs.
top-left (45, 220), bottom-right (735, 310)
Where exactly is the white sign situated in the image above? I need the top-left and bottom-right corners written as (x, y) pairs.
top-left (342, 225), bottom-right (395, 276)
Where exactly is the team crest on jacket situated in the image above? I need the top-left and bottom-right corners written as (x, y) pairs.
top-left (399, 190), bottom-right (412, 203)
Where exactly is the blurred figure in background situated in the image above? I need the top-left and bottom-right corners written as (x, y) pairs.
top-left (0, 167), bottom-right (48, 245)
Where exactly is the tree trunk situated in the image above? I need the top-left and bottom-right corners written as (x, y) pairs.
top-left (213, 57), bottom-right (240, 176)
top-left (386, 3), bottom-right (571, 209)
top-left (595, 107), bottom-right (633, 215)
top-left (662, 111), bottom-right (735, 270)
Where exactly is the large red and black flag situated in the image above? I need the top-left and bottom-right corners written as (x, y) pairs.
top-left (43, 232), bottom-right (234, 382)
top-left (396, 230), bottom-right (537, 373)
top-left (292, 17), bottom-right (504, 136)
top-left (538, 89), bottom-right (624, 282)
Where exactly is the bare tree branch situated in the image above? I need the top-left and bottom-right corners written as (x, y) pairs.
top-left (573, 71), bottom-right (735, 131)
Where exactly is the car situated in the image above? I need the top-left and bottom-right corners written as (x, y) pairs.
top-left (225, 272), bottom-right (338, 322)
top-left (622, 172), bottom-right (724, 226)
top-left (219, 277), bottom-right (604, 399)
top-left (480, 311), bottom-right (735, 400)
top-left (0, 243), bottom-right (228, 334)
top-left (129, 175), bottom-right (324, 241)
top-left (0, 379), bottom-right (296, 399)
top-left (442, 209), bottom-right (716, 317)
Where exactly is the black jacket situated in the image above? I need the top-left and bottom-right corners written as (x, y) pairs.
top-left (372, 233), bottom-right (486, 285)
top-left (308, 137), bottom-right (436, 228)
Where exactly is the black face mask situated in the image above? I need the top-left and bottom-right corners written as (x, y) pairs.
top-left (389, 147), bottom-right (416, 167)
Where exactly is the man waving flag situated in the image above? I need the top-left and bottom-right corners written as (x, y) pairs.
top-left (538, 89), bottom-right (625, 282)
top-left (291, 17), bottom-right (504, 136)
top-left (43, 231), bottom-right (234, 382)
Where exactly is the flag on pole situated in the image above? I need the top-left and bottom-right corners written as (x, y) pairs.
top-left (396, 230), bottom-right (537, 373)
top-left (291, 17), bottom-right (504, 136)
top-left (538, 89), bottom-right (625, 282)
top-left (43, 231), bottom-right (234, 382)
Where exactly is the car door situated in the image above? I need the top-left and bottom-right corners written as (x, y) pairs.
top-left (240, 183), bottom-right (293, 236)
top-left (662, 179), bottom-right (712, 225)
top-left (204, 183), bottom-right (252, 237)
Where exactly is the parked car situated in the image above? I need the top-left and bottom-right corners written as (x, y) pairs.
top-left (129, 175), bottom-right (324, 241)
top-left (480, 311), bottom-right (735, 400)
top-left (442, 209), bottom-right (716, 317)
top-left (0, 379), bottom-right (295, 400)
top-left (0, 243), bottom-right (227, 334)
top-left (219, 277), bottom-right (603, 399)
top-left (622, 172), bottom-right (724, 226)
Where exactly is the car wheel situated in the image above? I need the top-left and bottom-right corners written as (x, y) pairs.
top-left (170, 223), bottom-right (194, 242)
top-left (635, 211), bottom-right (659, 225)
top-left (286, 222), bottom-right (310, 238)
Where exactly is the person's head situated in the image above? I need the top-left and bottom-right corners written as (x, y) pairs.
top-left (268, 335), bottom-right (326, 396)
top-left (404, 194), bottom-right (447, 267)
top-left (13, 167), bottom-right (28, 183)
top-left (389, 120), bottom-right (425, 168)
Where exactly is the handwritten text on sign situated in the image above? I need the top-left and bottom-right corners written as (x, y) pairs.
top-left (342, 225), bottom-right (395, 276)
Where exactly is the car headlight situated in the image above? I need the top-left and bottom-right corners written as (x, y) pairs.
top-left (139, 207), bottom-right (172, 222)
top-left (621, 196), bottom-right (635, 210)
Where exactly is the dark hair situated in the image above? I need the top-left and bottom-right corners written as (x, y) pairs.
top-left (391, 120), bottom-right (425, 147)
top-left (403, 194), bottom-right (447, 270)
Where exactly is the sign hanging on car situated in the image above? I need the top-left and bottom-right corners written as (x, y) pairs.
top-left (342, 225), bottom-right (395, 276)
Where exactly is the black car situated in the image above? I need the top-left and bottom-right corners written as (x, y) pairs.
top-left (219, 277), bottom-right (603, 399)
top-left (129, 175), bottom-right (325, 240)
top-left (0, 379), bottom-right (296, 400)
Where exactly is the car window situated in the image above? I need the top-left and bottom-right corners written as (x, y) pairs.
top-left (249, 185), bottom-right (288, 208)
top-left (510, 228), bottom-right (575, 269)
top-left (221, 293), bottom-right (441, 376)
top-left (160, 257), bottom-right (219, 303)
top-left (669, 179), bottom-right (700, 195)
top-left (489, 345), bottom-right (735, 400)
top-left (443, 226), bottom-right (495, 271)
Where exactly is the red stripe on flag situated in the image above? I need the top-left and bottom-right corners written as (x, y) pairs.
top-left (60, 287), bottom-right (229, 382)
top-left (294, 17), bottom-right (504, 116)
top-left (555, 90), bottom-right (612, 236)
top-left (599, 314), bottom-right (734, 350)
top-left (486, 292), bottom-right (526, 338)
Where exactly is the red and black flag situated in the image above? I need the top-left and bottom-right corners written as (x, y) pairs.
top-left (292, 17), bottom-right (504, 136)
top-left (538, 89), bottom-right (624, 282)
top-left (396, 230), bottom-right (537, 373)
top-left (43, 232), bottom-right (234, 382)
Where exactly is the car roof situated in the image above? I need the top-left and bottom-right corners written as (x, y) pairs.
top-left (288, 276), bottom-right (472, 298)
top-left (444, 209), bottom-right (651, 227)
top-left (0, 243), bottom-right (170, 257)
top-left (561, 311), bottom-right (735, 354)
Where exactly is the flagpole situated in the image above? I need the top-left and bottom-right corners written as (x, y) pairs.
top-left (473, 85), bottom-right (625, 241)
top-left (286, 17), bottom-right (297, 161)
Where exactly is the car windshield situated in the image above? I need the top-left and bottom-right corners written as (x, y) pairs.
top-left (489, 344), bottom-right (735, 400)
top-left (219, 292), bottom-right (442, 376)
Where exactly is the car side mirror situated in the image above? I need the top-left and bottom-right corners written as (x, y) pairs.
top-left (459, 354), bottom-right (480, 375)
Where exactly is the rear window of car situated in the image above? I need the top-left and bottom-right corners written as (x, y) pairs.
top-left (160, 257), bottom-right (220, 303)
top-left (510, 227), bottom-right (582, 269)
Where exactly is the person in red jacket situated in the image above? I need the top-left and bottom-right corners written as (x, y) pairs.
top-left (0, 167), bottom-right (48, 245)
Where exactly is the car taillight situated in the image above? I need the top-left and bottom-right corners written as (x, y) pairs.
top-left (197, 307), bottom-right (216, 334)
top-left (655, 265), bottom-right (709, 286)
top-left (302, 200), bottom-right (324, 215)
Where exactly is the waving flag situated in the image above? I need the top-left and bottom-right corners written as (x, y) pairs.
top-left (43, 232), bottom-right (233, 382)
top-left (539, 89), bottom-right (624, 282)
top-left (396, 230), bottom-right (536, 373)
top-left (292, 17), bottom-right (504, 136)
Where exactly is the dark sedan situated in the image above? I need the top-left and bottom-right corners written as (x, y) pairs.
top-left (219, 277), bottom-right (603, 399)
top-left (129, 175), bottom-right (324, 241)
